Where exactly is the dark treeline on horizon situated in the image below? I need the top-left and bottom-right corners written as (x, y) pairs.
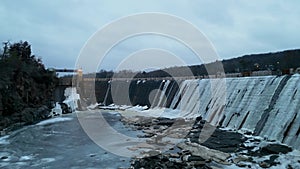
top-left (78, 48), bottom-right (300, 79)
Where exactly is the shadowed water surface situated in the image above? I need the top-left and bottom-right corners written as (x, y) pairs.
top-left (0, 111), bottom-right (138, 169)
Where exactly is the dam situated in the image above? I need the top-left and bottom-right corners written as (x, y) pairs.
top-left (85, 74), bottom-right (300, 149)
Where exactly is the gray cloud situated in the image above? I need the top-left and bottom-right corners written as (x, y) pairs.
top-left (0, 0), bottom-right (299, 72)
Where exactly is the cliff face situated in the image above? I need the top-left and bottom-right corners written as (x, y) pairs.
top-left (0, 41), bottom-right (58, 131)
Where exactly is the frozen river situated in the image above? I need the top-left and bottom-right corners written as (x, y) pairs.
top-left (0, 111), bottom-right (138, 169)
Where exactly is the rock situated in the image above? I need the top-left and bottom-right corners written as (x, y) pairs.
top-left (1, 156), bottom-right (8, 160)
top-left (135, 143), bottom-right (155, 149)
top-left (156, 118), bottom-right (174, 126)
top-left (193, 160), bottom-right (207, 166)
top-left (232, 155), bottom-right (250, 164)
top-left (141, 150), bottom-right (161, 157)
top-left (89, 154), bottom-right (96, 157)
top-left (177, 142), bottom-right (231, 164)
top-left (236, 163), bottom-right (248, 168)
top-left (249, 143), bottom-right (293, 157)
top-left (136, 126), bottom-right (143, 130)
top-left (174, 118), bottom-right (186, 125)
top-left (244, 131), bottom-right (253, 135)
top-left (187, 155), bottom-right (205, 162)
top-left (18, 106), bottom-right (51, 125)
top-left (261, 155), bottom-right (280, 167)
top-left (170, 153), bottom-right (180, 158)
top-left (261, 144), bottom-right (292, 155)
top-left (200, 128), bottom-right (246, 153)
top-left (195, 116), bottom-right (202, 122)
top-left (181, 154), bottom-right (191, 162)
top-left (131, 155), bottom-right (189, 169)
top-left (259, 161), bottom-right (270, 168)
top-left (59, 103), bottom-right (72, 114)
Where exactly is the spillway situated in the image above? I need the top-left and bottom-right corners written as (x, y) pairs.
top-left (146, 75), bottom-right (300, 149)
top-left (95, 74), bottom-right (300, 149)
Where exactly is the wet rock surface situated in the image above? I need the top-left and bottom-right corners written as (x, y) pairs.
top-left (187, 117), bottom-right (246, 153)
top-left (122, 115), bottom-right (296, 169)
top-left (0, 106), bottom-right (51, 134)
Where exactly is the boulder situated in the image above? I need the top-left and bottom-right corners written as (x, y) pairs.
top-left (260, 144), bottom-right (292, 155)
top-left (177, 142), bottom-right (231, 164)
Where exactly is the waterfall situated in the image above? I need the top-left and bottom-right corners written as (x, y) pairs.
top-left (150, 80), bottom-right (168, 108)
top-left (155, 75), bottom-right (300, 149)
top-left (103, 81), bottom-right (111, 105)
top-left (156, 80), bottom-right (171, 107)
top-left (99, 74), bottom-right (300, 149)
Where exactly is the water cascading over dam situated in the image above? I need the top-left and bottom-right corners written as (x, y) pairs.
top-left (97, 75), bottom-right (300, 149)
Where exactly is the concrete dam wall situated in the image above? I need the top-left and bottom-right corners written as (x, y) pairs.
top-left (86, 75), bottom-right (300, 149)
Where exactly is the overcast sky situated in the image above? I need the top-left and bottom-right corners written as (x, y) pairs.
top-left (1, 0), bottom-right (300, 72)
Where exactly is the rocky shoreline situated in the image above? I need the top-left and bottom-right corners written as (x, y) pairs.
top-left (118, 112), bottom-right (298, 168)
top-left (0, 106), bottom-right (52, 136)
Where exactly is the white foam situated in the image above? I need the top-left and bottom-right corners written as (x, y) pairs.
top-left (0, 135), bottom-right (9, 145)
top-left (19, 155), bottom-right (34, 161)
top-left (99, 104), bottom-right (120, 110)
top-left (36, 117), bottom-right (73, 126)
top-left (122, 107), bottom-right (182, 119)
top-left (127, 105), bottom-right (148, 111)
top-left (119, 105), bottom-right (132, 110)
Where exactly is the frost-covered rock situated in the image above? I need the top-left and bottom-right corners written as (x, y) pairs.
top-left (62, 87), bottom-right (80, 113)
top-left (50, 103), bottom-right (62, 116)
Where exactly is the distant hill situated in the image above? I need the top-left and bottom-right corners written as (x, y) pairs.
top-left (138, 49), bottom-right (300, 78)
top-left (221, 49), bottom-right (300, 73)
top-left (83, 48), bottom-right (300, 79)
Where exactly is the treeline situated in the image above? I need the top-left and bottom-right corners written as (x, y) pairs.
top-left (0, 41), bottom-right (58, 130)
top-left (82, 48), bottom-right (300, 79)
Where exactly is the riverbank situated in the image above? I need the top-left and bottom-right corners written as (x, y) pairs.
top-left (117, 108), bottom-right (300, 168)
top-left (0, 106), bottom-right (52, 136)
top-left (1, 109), bottom-right (300, 168)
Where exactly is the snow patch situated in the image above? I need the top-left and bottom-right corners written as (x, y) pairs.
top-left (271, 150), bottom-right (300, 169)
top-left (36, 117), bottom-right (73, 126)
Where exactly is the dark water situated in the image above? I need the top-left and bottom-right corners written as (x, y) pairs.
top-left (0, 111), bottom-right (138, 169)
